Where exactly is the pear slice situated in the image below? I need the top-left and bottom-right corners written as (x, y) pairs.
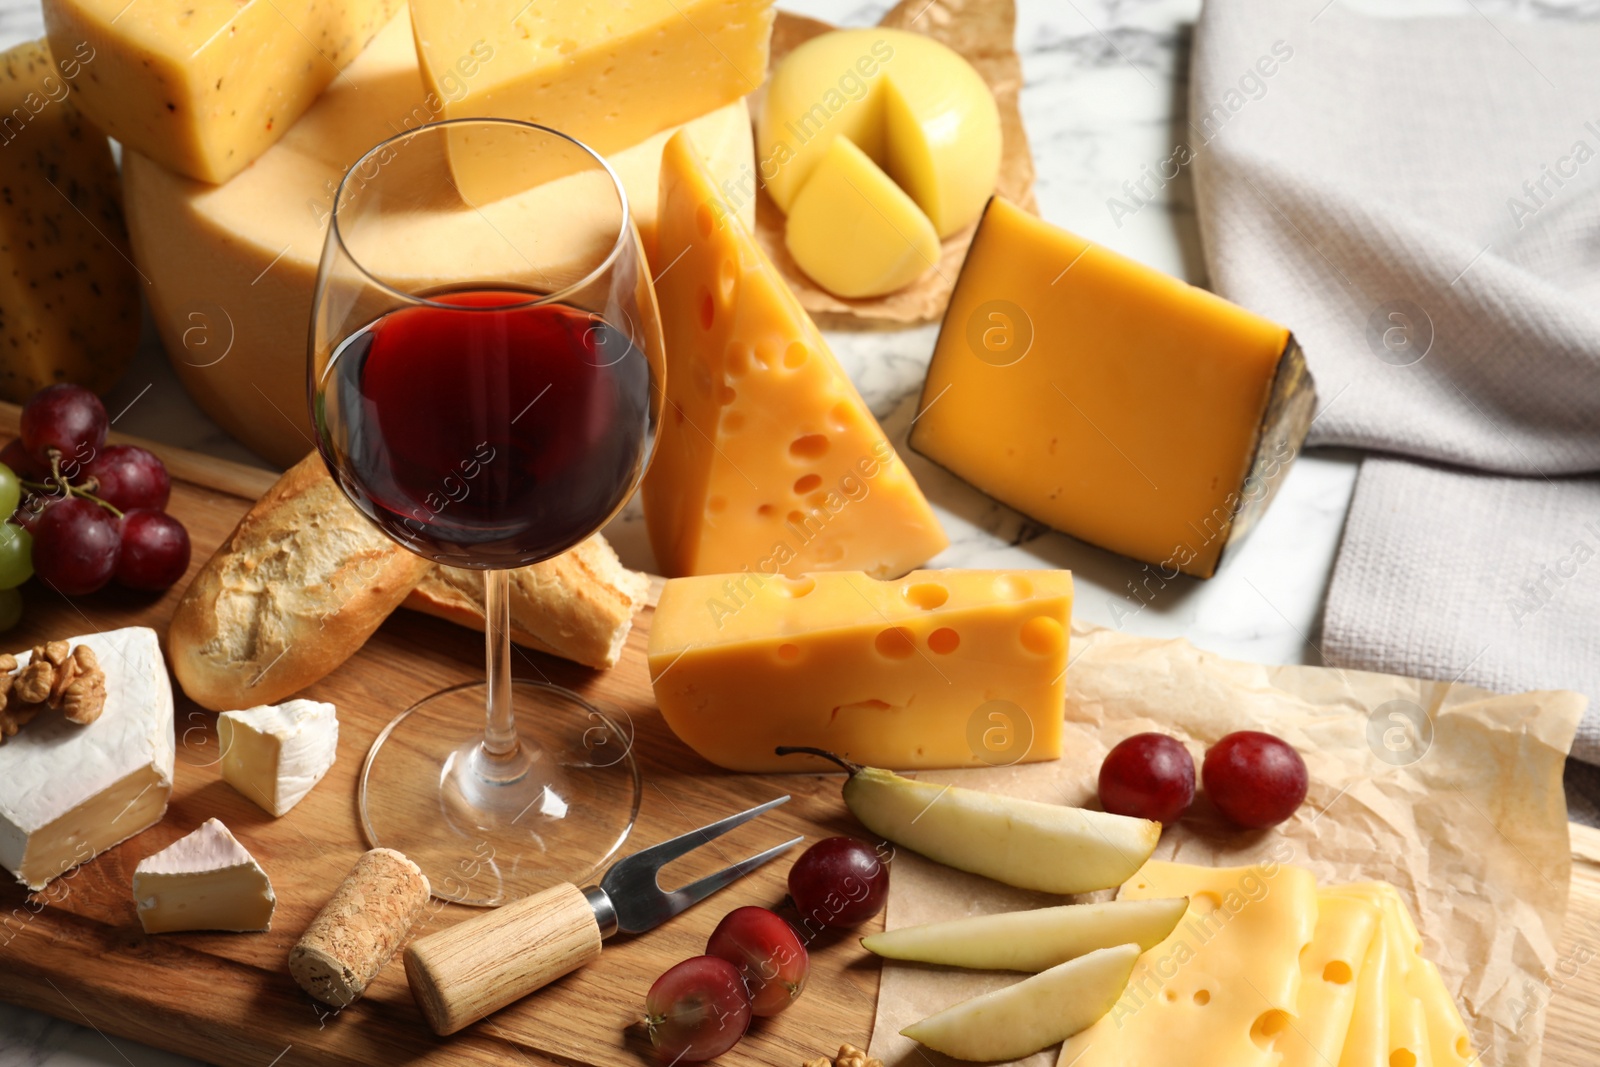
top-left (862, 897), bottom-right (1186, 972)
top-left (900, 943), bottom-right (1140, 1061)
top-left (776, 749), bottom-right (1161, 895)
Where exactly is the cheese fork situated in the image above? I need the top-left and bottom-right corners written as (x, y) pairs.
top-left (404, 795), bottom-right (802, 1035)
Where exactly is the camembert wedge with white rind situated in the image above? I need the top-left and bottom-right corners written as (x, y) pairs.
top-left (0, 626), bottom-right (174, 891)
top-left (133, 818), bottom-right (276, 934)
top-left (219, 700), bottom-right (339, 818)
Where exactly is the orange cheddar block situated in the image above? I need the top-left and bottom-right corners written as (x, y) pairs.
top-left (648, 569), bottom-right (1071, 772)
top-left (910, 197), bottom-right (1315, 578)
top-left (641, 131), bottom-right (948, 579)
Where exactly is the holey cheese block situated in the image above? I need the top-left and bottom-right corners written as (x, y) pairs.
top-left (0, 627), bottom-right (175, 891)
top-left (648, 569), bottom-right (1071, 771)
top-left (642, 132), bottom-right (948, 579)
top-left (122, 11), bottom-right (755, 467)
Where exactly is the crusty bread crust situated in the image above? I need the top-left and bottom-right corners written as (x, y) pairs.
top-left (168, 453), bottom-right (431, 711)
top-left (403, 534), bottom-right (651, 670)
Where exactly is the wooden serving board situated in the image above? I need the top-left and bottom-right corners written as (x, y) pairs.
top-left (0, 408), bottom-right (1596, 1067)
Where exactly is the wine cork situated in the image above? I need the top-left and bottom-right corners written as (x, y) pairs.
top-left (289, 848), bottom-right (430, 1007)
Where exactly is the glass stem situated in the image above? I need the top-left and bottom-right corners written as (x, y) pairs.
top-left (482, 568), bottom-right (518, 759)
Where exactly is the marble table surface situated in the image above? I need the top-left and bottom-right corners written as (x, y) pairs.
top-left (0, 0), bottom-right (1585, 1062)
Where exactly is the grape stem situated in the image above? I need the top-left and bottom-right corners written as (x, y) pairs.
top-left (774, 746), bottom-right (863, 776)
top-left (21, 451), bottom-right (125, 519)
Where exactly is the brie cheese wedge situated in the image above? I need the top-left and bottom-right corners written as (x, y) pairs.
top-left (133, 818), bottom-right (276, 933)
top-left (218, 699), bottom-right (338, 817)
top-left (0, 626), bottom-right (175, 890)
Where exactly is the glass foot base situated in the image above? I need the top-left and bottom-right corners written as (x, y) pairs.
top-left (358, 679), bottom-right (639, 906)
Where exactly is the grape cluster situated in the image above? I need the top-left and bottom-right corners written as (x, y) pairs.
top-left (0, 385), bottom-right (191, 628)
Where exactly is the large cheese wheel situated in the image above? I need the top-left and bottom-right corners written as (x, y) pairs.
top-left (123, 12), bottom-right (755, 466)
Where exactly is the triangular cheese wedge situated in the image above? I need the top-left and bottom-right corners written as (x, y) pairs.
top-left (642, 130), bottom-right (948, 579)
top-left (132, 818), bottom-right (276, 934)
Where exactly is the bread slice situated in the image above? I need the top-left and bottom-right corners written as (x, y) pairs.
top-left (168, 453), bottom-right (432, 711)
top-left (404, 535), bottom-right (651, 669)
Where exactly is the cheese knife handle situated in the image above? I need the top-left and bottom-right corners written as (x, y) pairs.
top-left (404, 881), bottom-right (603, 1035)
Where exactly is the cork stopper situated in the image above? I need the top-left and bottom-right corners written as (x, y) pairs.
top-left (288, 847), bottom-right (430, 1007)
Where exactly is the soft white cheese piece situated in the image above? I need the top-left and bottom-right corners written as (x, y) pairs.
top-left (218, 699), bottom-right (338, 817)
top-left (0, 626), bottom-right (175, 890)
top-left (132, 817), bottom-right (276, 933)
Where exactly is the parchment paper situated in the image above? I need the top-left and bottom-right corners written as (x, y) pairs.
top-left (753, 0), bottom-right (1036, 326)
top-left (869, 623), bottom-right (1585, 1067)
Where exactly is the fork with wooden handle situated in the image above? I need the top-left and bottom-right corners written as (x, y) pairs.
top-left (404, 795), bottom-right (802, 1035)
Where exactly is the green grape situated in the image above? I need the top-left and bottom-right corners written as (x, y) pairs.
top-left (0, 587), bottom-right (20, 632)
top-left (0, 523), bottom-right (32, 590)
top-left (0, 463), bottom-right (19, 520)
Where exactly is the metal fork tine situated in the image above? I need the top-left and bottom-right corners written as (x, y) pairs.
top-left (610, 794), bottom-right (792, 876)
top-left (664, 835), bottom-right (804, 914)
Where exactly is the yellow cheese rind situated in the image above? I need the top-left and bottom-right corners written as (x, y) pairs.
top-left (642, 131), bottom-right (947, 578)
top-left (783, 135), bottom-right (939, 298)
top-left (910, 197), bottom-right (1312, 579)
top-left (43, 0), bottom-right (402, 183)
top-left (121, 13), bottom-right (754, 466)
top-left (1281, 892), bottom-right (1380, 1067)
top-left (1058, 858), bottom-right (1319, 1067)
top-left (649, 569), bottom-right (1068, 771)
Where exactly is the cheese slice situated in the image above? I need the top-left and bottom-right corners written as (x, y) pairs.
top-left (1057, 859), bottom-right (1319, 1067)
top-left (218, 700), bottom-right (339, 818)
top-left (649, 569), bottom-right (1070, 771)
top-left (1281, 891), bottom-right (1380, 1067)
top-left (121, 11), bottom-right (755, 467)
top-left (0, 627), bottom-right (174, 891)
top-left (1334, 898), bottom-right (1393, 1067)
top-left (909, 197), bottom-right (1315, 578)
top-left (42, 0), bottom-right (401, 183)
top-left (642, 130), bottom-right (948, 578)
top-left (132, 818), bottom-right (276, 934)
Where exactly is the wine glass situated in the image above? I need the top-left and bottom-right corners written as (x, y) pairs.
top-left (309, 120), bottom-right (662, 906)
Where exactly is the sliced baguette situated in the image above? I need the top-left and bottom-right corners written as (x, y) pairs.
top-left (404, 535), bottom-right (651, 669)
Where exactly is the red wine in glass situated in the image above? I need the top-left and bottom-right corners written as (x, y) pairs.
top-left (318, 287), bottom-right (653, 568)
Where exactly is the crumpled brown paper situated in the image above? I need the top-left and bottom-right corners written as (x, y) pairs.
top-left (870, 623), bottom-right (1585, 1067)
top-left (752, 0), bottom-right (1036, 326)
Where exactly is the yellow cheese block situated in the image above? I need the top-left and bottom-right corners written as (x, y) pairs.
top-left (0, 38), bottom-right (138, 402)
top-left (1057, 859), bottom-right (1319, 1067)
top-left (411, 0), bottom-right (772, 201)
top-left (910, 197), bottom-right (1315, 578)
top-left (649, 568), bottom-right (1071, 771)
top-left (1281, 892), bottom-right (1380, 1067)
top-left (758, 28), bottom-right (999, 237)
top-left (783, 135), bottom-right (939, 298)
top-left (121, 12), bottom-right (754, 466)
top-left (42, 0), bottom-right (401, 183)
top-left (642, 130), bottom-right (947, 578)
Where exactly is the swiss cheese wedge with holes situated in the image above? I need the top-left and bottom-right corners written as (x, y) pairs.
top-left (648, 569), bottom-right (1070, 771)
top-left (642, 130), bottom-right (947, 579)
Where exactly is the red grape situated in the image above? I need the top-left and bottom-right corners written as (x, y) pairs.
top-left (705, 906), bottom-right (809, 1016)
top-left (0, 438), bottom-right (44, 481)
top-left (115, 509), bottom-right (190, 591)
top-left (31, 497), bottom-right (120, 596)
top-left (644, 955), bottom-right (751, 1063)
top-left (1098, 733), bottom-right (1196, 824)
top-left (20, 384), bottom-right (107, 469)
top-left (1202, 731), bottom-right (1309, 829)
top-left (85, 445), bottom-right (171, 511)
top-left (788, 837), bottom-right (889, 930)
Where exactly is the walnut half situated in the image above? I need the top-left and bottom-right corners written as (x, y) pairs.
top-left (61, 646), bottom-right (106, 725)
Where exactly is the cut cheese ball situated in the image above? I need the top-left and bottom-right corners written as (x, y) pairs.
top-left (0, 627), bottom-right (174, 890)
top-left (649, 569), bottom-right (1068, 771)
top-left (863, 897), bottom-right (1186, 972)
top-left (219, 700), bottom-right (339, 818)
top-left (411, 0), bottom-right (773, 205)
top-left (642, 131), bottom-right (947, 578)
top-left (42, 0), bottom-right (401, 183)
top-left (902, 943), bottom-right (1140, 1061)
top-left (759, 28), bottom-right (1000, 237)
top-left (784, 135), bottom-right (940, 298)
top-left (1280, 891), bottom-right (1380, 1067)
top-left (0, 38), bottom-right (138, 402)
top-left (1057, 859), bottom-right (1320, 1067)
top-left (132, 818), bottom-right (276, 934)
top-left (910, 197), bottom-right (1314, 578)
top-left (121, 12), bottom-right (754, 467)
